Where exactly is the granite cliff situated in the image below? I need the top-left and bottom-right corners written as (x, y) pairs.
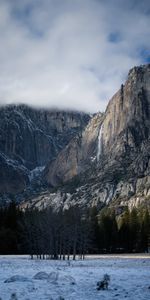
top-left (27, 64), bottom-right (150, 212)
top-left (44, 65), bottom-right (150, 184)
top-left (0, 105), bottom-right (90, 198)
top-left (44, 112), bottom-right (104, 186)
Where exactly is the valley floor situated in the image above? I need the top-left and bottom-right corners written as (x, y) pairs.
top-left (0, 255), bottom-right (150, 300)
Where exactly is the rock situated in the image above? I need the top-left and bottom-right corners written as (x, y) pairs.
top-left (33, 271), bottom-right (49, 280)
top-left (0, 105), bottom-right (90, 169)
top-left (48, 271), bottom-right (59, 283)
top-left (4, 275), bottom-right (30, 283)
top-left (0, 153), bottom-right (29, 194)
top-left (44, 113), bottom-right (103, 186)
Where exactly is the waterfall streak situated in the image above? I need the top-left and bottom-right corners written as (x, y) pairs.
top-left (97, 125), bottom-right (103, 161)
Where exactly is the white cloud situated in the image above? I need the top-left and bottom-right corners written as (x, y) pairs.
top-left (0, 0), bottom-right (149, 113)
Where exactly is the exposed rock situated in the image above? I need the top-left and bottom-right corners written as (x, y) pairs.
top-left (0, 105), bottom-right (90, 197)
top-left (101, 65), bottom-right (150, 155)
top-left (24, 64), bottom-right (150, 212)
top-left (44, 65), bottom-right (150, 191)
top-left (4, 275), bottom-right (30, 283)
top-left (33, 272), bottom-right (49, 280)
top-left (119, 176), bottom-right (150, 211)
top-left (48, 271), bottom-right (59, 283)
top-left (0, 152), bottom-right (28, 194)
top-left (0, 105), bottom-right (90, 169)
top-left (44, 113), bottom-right (103, 186)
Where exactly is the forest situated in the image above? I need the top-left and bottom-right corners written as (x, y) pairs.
top-left (0, 202), bottom-right (149, 258)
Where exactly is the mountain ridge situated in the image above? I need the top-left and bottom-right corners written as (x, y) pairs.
top-left (0, 64), bottom-right (150, 213)
top-left (21, 64), bottom-right (150, 212)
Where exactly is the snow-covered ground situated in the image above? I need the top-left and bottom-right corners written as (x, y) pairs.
top-left (0, 255), bottom-right (150, 300)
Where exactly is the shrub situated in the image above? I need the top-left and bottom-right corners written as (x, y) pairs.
top-left (97, 274), bottom-right (110, 290)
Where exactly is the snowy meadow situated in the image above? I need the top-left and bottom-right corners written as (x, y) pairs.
top-left (0, 255), bottom-right (150, 300)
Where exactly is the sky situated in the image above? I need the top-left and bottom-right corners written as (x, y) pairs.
top-left (0, 0), bottom-right (150, 113)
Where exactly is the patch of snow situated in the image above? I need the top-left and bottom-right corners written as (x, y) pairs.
top-left (59, 275), bottom-right (76, 285)
top-left (29, 166), bottom-right (45, 182)
top-left (90, 156), bottom-right (96, 162)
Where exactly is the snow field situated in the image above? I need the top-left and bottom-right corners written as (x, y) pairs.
top-left (0, 255), bottom-right (150, 300)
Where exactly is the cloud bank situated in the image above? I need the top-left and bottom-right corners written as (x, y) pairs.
top-left (0, 0), bottom-right (150, 112)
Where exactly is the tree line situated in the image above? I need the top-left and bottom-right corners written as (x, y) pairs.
top-left (96, 207), bottom-right (150, 253)
top-left (0, 202), bottom-right (149, 257)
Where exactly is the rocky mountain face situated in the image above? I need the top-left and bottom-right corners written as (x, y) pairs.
top-left (45, 65), bottom-right (150, 183)
top-left (1, 64), bottom-right (150, 212)
top-left (0, 153), bottom-right (28, 194)
top-left (23, 64), bottom-right (150, 212)
top-left (0, 105), bottom-right (90, 197)
top-left (44, 112), bottom-right (104, 186)
top-left (101, 65), bottom-right (150, 155)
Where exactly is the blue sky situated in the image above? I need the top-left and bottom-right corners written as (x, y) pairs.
top-left (0, 0), bottom-right (150, 112)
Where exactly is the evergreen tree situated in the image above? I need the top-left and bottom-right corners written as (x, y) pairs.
top-left (139, 209), bottom-right (150, 252)
top-left (118, 209), bottom-right (130, 252)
